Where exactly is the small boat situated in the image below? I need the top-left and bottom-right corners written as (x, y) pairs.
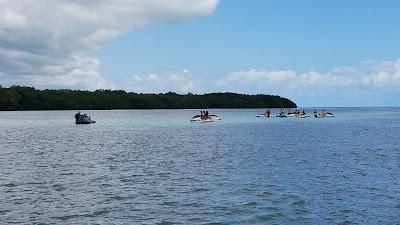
top-left (190, 114), bottom-right (221, 122)
top-left (257, 113), bottom-right (273, 118)
top-left (276, 108), bottom-right (292, 118)
top-left (292, 114), bottom-right (310, 118)
top-left (190, 115), bottom-right (221, 122)
top-left (75, 112), bottom-right (96, 124)
top-left (287, 109), bottom-right (309, 118)
top-left (314, 111), bottom-right (335, 118)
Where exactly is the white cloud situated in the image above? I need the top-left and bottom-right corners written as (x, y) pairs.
top-left (219, 59), bottom-right (400, 90)
top-left (116, 58), bottom-right (400, 106)
top-left (0, 0), bottom-right (219, 89)
top-left (125, 69), bottom-right (201, 93)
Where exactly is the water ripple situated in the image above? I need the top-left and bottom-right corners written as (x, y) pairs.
top-left (0, 108), bottom-right (399, 224)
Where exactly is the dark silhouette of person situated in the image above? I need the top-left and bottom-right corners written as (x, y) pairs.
top-left (75, 111), bottom-right (81, 122)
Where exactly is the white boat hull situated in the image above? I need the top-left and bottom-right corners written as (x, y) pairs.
top-left (314, 114), bottom-right (335, 118)
top-left (190, 115), bottom-right (221, 122)
top-left (257, 114), bottom-right (273, 118)
top-left (287, 113), bottom-right (310, 118)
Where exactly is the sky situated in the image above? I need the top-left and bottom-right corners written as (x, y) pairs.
top-left (1, 0), bottom-right (400, 106)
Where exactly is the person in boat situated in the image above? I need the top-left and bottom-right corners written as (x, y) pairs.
top-left (302, 110), bottom-right (305, 115)
top-left (75, 111), bottom-right (81, 122)
top-left (266, 109), bottom-right (271, 117)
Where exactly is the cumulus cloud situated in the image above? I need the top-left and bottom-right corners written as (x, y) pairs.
top-left (219, 59), bottom-right (400, 90)
top-left (120, 58), bottom-right (400, 98)
top-left (210, 59), bottom-right (400, 106)
top-left (0, 0), bottom-right (219, 89)
top-left (117, 58), bottom-right (400, 107)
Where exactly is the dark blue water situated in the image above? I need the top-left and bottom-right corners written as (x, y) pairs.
top-left (1, 108), bottom-right (399, 224)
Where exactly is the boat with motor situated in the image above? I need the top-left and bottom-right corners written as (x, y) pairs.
top-left (190, 111), bottom-right (221, 122)
top-left (75, 112), bottom-right (96, 124)
top-left (314, 110), bottom-right (335, 118)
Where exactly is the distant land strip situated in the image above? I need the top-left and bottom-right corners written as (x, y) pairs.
top-left (0, 86), bottom-right (296, 110)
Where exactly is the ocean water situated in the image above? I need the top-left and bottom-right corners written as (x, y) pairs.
top-left (0, 108), bottom-right (399, 224)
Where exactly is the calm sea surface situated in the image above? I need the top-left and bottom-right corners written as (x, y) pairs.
top-left (0, 108), bottom-right (399, 224)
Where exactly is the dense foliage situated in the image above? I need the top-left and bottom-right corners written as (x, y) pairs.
top-left (0, 86), bottom-right (296, 110)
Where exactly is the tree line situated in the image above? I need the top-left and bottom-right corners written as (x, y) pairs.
top-left (0, 86), bottom-right (296, 110)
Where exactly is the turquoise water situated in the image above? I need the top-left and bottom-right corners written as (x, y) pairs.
top-left (0, 108), bottom-right (399, 224)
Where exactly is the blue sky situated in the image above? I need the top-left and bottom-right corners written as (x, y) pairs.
top-left (96, 0), bottom-right (400, 106)
top-left (98, 0), bottom-right (400, 75)
top-left (1, 0), bottom-right (400, 106)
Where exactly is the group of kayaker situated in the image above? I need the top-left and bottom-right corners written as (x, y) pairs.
top-left (274, 108), bottom-right (334, 118)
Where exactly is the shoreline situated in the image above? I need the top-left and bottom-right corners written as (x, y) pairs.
top-left (0, 86), bottom-right (297, 110)
top-left (0, 106), bottom-right (398, 112)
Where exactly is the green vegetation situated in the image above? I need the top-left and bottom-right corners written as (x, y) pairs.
top-left (0, 86), bottom-right (296, 110)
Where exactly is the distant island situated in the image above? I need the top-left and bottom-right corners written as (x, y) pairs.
top-left (0, 86), bottom-right (296, 110)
